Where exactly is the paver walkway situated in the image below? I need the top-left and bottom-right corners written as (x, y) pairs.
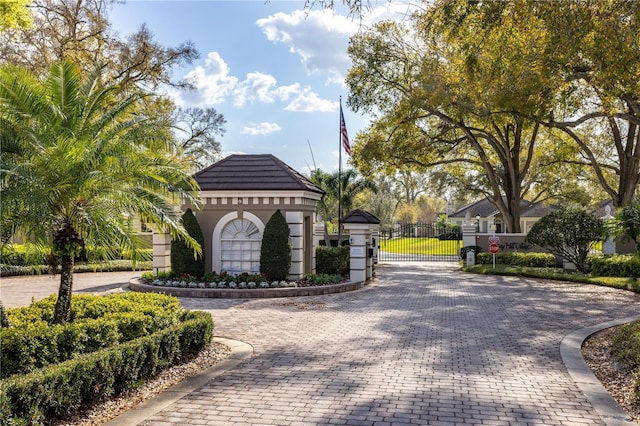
top-left (136, 262), bottom-right (638, 425)
top-left (3, 263), bottom-right (640, 425)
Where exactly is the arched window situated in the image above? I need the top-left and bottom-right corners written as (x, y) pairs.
top-left (220, 218), bottom-right (262, 274)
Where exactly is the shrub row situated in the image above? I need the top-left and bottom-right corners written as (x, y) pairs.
top-left (1, 244), bottom-right (152, 267)
top-left (316, 246), bottom-right (350, 276)
top-left (0, 260), bottom-right (152, 277)
top-left (2, 293), bottom-right (184, 378)
top-left (0, 310), bottom-right (213, 425)
top-left (587, 255), bottom-right (640, 278)
top-left (611, 320), bottom-right (640, 405)
top-left (476, 252), bottom-right (556, 268)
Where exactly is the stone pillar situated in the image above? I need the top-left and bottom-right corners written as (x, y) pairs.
top-left (152, 231), bottom-right (171, 274)
top-left (342, 223), bottom-right (371, 283)
top-left (602, 205), bottom-right (616, 255)
top-left (286, 211), bottom-right (305, 279)
top-left (462, 212), bottom-right (477, 248)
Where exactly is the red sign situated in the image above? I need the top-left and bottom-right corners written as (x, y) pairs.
top-left (488, 236), bottom-right (500, 244)
top-left (489, 244), bottom-right (499, 254)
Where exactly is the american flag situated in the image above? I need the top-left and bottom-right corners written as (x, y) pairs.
top-left (340, 105), bottom-right (351, 156)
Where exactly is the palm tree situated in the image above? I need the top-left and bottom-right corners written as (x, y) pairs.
top-left (310, 168), bottom-right (376, 246)
top-left (309, 168), bottom-right (335, 246)
top-left (333, 169), bottom-right (377, 244)
top-left (0, 61), bottom-right (200, 323)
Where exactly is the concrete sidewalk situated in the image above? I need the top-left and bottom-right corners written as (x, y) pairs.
top-left (0, 270), bottom-right (140, 308)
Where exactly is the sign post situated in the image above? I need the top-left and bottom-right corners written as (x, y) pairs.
top-left (488, 235), bottom-right (500, 269)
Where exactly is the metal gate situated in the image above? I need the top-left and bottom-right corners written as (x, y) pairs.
top-left (378, 223), bottom-right (461, 262)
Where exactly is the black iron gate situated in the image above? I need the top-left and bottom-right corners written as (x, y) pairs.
top-left (378, 223), bottom-right (461, 262)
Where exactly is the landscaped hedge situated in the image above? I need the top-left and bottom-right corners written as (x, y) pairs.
top-left (587, 255), bottom-right (640, 278)
top-left (2, 293), bottom-right (184, 378)
top-left (476, 252), bottom-right (556, 268)
top-left (1, 244), bottom-right (152, 266)
top-left (316, 246), bottom-right (350, 277)
top-left (0, 303), bottom-right (213, 424)
top-left (0, 259), bottom-right (152, 277)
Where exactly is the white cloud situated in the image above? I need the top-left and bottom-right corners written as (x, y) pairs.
top-left (241, 122), bottom-right (282, 136)
top-left (284, 87), bottom-right (337, 112)
top-left (257, 9), bottom-right (357, 83)
top-left (256, 3), bottom-right (421, 84)
top-left (176, 52), bottom-right (238, 106)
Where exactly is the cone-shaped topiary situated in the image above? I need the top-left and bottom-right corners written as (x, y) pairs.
top-left (171, 208), bottom-right (205, 277)
top-left (260, 209), bottom-right (291, 281)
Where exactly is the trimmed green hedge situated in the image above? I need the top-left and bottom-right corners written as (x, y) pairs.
top-left (0, 260), bottom-right (152, 277)
top-left (1, 244), bottom-right (152, 266)
top-left (316, 246), bottom-right (350, 277)
top-left (2, 293), bottom-right (184, 379)
top-left (476, 252), bottom-right (556, 268)
top-left (588, 255), bottom-right (640, 277)
top-left (0, 310), bottom-right (213, 424)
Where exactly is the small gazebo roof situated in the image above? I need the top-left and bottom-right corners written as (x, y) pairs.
top-left (193, 154), bottom-right (324, 194)
top-left (341, 209), bottom-right (381, 224)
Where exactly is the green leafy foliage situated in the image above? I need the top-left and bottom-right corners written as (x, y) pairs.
top-left (476, 252), bottom-right (556, 268)
top-left (259, 210), bottom-right (291, 281)
top-left (171, 209), bottom-right (205, 278)
top-left (0, 310), bottom-right (212, 423)
top-left (0, 61), bottom-right (200, 323)
top-left (526, 208), bottom-right (604, 273)
top-left (611, 320), bottom-right (640, 405)
top-left (588, 255), bottom-right (640, 278)
top-left (316, 246), bottom-right (350, 277)
top-left (2, 293), bottom-right (184, 378)
top-left (615, 200), bottom-right (640, 253)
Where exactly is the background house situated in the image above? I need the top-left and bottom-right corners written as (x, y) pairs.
top-left (449, 198), bottom-right (560, 234)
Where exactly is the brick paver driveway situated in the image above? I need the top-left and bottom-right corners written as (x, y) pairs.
top-left (143, 262), bottom-right (639, 425)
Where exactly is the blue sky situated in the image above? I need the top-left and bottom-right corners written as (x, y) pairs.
top-left (109, 1), bottom-right (416, 175)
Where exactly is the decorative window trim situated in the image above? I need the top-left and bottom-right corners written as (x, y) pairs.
top-left (212, 211), bottom-right (265, 274)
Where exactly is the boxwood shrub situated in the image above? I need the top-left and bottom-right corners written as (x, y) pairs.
top-left (476, 252), bottom-right (556, 268)
top-left (587, 255), bottom-right (640, 278)
top-left (0, 310), bottom-right (213, 424)
top-left (316, 246), bottom-right (349, 277)
top-left (2, 293), bottom-right (185, 379)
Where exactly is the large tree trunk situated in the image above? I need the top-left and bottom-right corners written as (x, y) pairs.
top-left (53, 253), bottom-right (74, 323)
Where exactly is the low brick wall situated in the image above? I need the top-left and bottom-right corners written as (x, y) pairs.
top-left (129, 279), bottom-right (365, 299)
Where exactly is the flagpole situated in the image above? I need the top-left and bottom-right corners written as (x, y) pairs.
top-left (338, 96), bottom-right (342, 243)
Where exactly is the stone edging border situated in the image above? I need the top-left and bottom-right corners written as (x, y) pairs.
top-left (560, 315), bottom-right (640, 426)
top-left (128, 278), bottom-right (364, 298)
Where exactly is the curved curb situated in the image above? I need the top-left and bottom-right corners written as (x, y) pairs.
top-left (561, 315), bottom-right (640, 426)
top-left (104, 337), bottom-right (254, 426)
top-left (129, 278), bottom-right (365, 298)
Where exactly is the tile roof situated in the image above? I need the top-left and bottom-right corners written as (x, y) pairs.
top-left (341, 209), bottom-right (381, 224)
top-left (193, 154), bottom-right (325, 194)
top-left (450, 198), bottom-right (559, 218)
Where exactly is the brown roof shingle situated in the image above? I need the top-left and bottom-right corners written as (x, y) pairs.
top-left (193, 154), bottom-right (324, 194)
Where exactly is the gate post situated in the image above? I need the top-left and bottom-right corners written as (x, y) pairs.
top-left (462, 212), bottom-right (477, 249)
top-left (341, 209), bottom-right (381, 283)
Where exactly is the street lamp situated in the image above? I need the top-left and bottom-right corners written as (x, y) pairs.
top-left (475, 214), bottom-right (481, 232)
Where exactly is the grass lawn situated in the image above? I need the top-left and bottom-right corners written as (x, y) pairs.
top-left (380, 237), bottom-right (461, 256)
